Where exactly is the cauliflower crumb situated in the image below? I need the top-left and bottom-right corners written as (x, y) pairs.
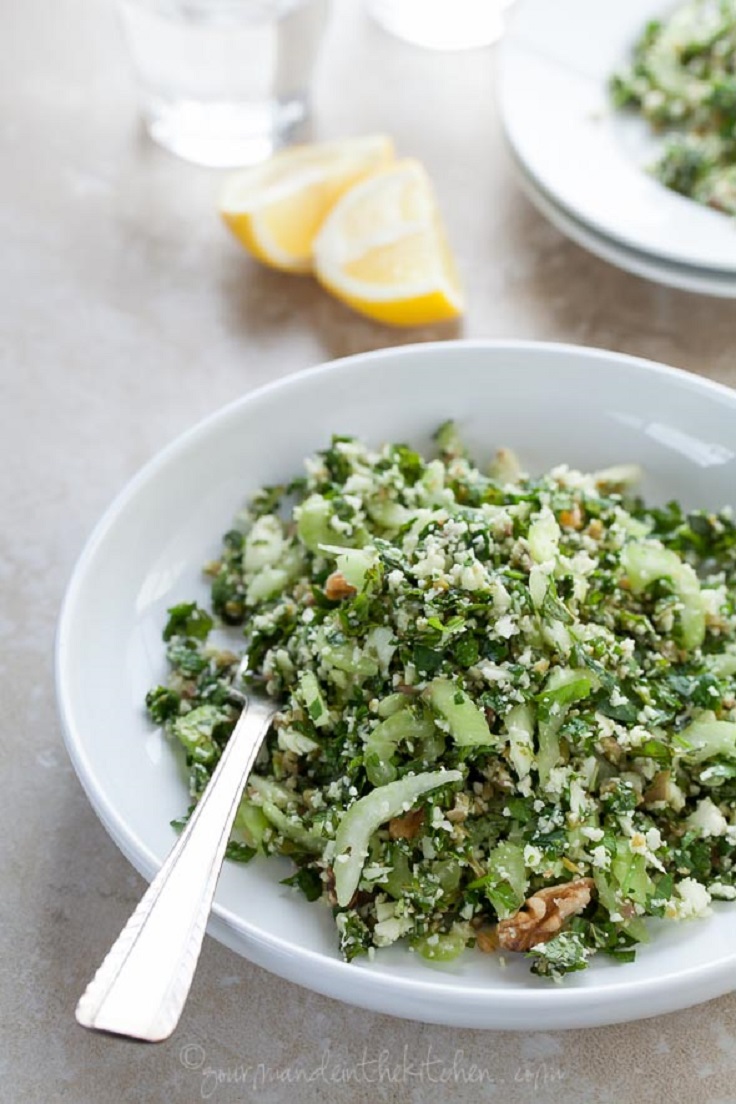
top-left (494, 615), bottom-right (518, 639)
top-left (686, 798), bottom-right (729, 839)
top-left (667, 879), bottom-right (712, 921)
top-left (590, 845), bottom-right (611, 871)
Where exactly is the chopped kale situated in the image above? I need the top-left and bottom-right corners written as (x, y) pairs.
top-left (146, 426), bottom-right (736, 982)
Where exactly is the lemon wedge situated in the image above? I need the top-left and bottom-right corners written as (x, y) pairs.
top-left (312, 159), bottom-right (463, 327)
top-left (219, 136), bottom-right (395, 274)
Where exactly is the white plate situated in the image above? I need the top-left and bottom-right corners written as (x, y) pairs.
top-left (57, 341), bottom-right (736, 1030)
top-left (499, 0), bottom-right (736, 273)
top-left (509, 148), bottom-right (736, 298)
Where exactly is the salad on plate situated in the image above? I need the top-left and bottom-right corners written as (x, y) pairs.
top-left (612, 0), bottom-right (736, 215)
top-left (146, 426), bottom-right (736, 981)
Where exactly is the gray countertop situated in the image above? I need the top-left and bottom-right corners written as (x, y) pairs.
top-left (5, 2), bottom-right (736, 1101)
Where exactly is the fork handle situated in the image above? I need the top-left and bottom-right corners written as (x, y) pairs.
top-left (76, 694), bottom-right (277, 1042)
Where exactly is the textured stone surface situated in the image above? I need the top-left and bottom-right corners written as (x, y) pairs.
top-left (4, 2), bottom-right (736, 1101)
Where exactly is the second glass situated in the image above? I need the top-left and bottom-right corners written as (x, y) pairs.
top-left (118, 0), bottom-right (329, 167)
top-left (367, 0), bottom-right (514, 50)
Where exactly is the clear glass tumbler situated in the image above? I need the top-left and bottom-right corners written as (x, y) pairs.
top-left (117, 0), bottom-right (329, 167)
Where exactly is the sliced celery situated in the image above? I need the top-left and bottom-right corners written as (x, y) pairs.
top-left (246, 565), bottom-right (288, 604)
top-left (423, 678), bottom-right (494, 747)
top-left (528, 511), bottom-right (561, 564)
top-left (234, 799), bottom-right (269, 848)
top-left (261, 801), bottom-right (324, 853)
top-left (414, 929), bottom-right (467, 962)
top-left (296, 494), bottom-right (355, 553)
top-left (364, 709), bottom-right (437, 786)
top-left (297, 671), bottom-right (330, 729)
top-left (366, 625), bottom-right (397, 675)
top-left (433, 858), bottom-right (462, 895)
top-left (622, 542), bottom-right (705, 650)
top-left (381, 848), bottom-right (413, 899)
top-left (612, 842), bottom-right (654, 905)
top-left (366, 498), bottom-right (411, 529)
top-left (504, 702), bottom-right (536, 779)
top-left (472, 841), bottom-right (527, 919)
top-left (707, 650), bottom-right (736, 678)
top-left (594, 871), bottom-right (650, 943)
top-left (247, 774), bottom-right (294, 809)
top-left (320, 545), bottom-right (378, 590)
top-left (528, 564), bottom-right (550, 609)
top-left (537, 668), bottom-right (593, 784)
top-left (376, 693), bottom-right (411, 719)
top-left (333, 770), bottom-right (462, 906)
top-left (322, 640), bottom-right (379, 679)
top-left (677, 711), bottom-right (736, 761)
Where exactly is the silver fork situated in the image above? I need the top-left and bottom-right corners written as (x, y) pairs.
top-left (76, 665), bottom-right (278, 1042)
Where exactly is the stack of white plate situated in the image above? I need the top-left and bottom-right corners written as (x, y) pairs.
top-left (498, 0), bottom-right (736, 297)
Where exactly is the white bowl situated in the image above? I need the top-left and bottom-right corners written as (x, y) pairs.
top-left (57, 340), bottom-right (736, 1029)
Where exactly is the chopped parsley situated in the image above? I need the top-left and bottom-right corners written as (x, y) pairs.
top-left (147, 429), bottom-right (736, 979)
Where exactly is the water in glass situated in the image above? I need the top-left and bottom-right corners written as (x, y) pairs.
top-left (118, 0), bottom-right (328, 167)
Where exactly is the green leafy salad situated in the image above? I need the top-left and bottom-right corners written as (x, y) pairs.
top-left (611, 0), bottom-right (736, 214)
top-left (146, 426), bottom-right (736, 981)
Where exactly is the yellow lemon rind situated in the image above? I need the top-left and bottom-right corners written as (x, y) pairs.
top-left (312, 159), bottom-right (463, 326)
top-left (219, 136), bottom-right (395, 273)
top-left (316, 271), bottom-right (463, 327)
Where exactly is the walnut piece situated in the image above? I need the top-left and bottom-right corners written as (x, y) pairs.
top-left (559, 504), bottom-right (583, 530)
top-left (599, 736), bottom-right (625, 766)
top-left (497, 878), bottom-right (595, 952)
top-left (644, 769), bottom-right (670, 806)
top-left (324, 571), bottom-right (357, 601)
top-left (476, 927), bottom-right (499, 954)
top-left (446, 791), bottom-right (471, 823)
top-left (388, 808), bottom-right (425, 840)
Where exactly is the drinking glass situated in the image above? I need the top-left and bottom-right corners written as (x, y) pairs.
top-left (367, 0), bottom-right (514, 50)
top-left (117, 0), bottom-right (329, 167)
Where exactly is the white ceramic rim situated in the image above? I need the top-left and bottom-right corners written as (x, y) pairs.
top-left (57, 341), bottom-right (736, 1029)
top-left (499, 0), bottom-right (736, 274)
top-left (507, 147), bottom-right (736, 299)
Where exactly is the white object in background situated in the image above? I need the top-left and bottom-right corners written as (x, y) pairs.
top-left (499, 0), bottom-right (736, 274)
top-left (509, 148), bottom-right (736, 299)
top-left (117, 0), bottom-right (329, 167)
top-left (367, 0), bottom-right (515, 50)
